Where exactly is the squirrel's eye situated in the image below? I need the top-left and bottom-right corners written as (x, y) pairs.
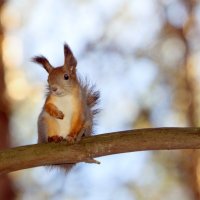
top-left (64, 74), bottom-right (69, 80)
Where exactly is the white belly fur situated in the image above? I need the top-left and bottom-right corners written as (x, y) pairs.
top-left (54, 94), bottom-right (74, 138)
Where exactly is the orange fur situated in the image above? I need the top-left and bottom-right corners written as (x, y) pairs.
top-left (44, 114), bottom-right (59, 137)
top-left (44, 88), bottom-right (85, 141)
top-left (68, 94), bottom-right (84, 139)
top-left (45, 96), bottom-right (64, 119)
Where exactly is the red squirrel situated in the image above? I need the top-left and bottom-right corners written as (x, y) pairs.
top-left (33, 44), bottom-right (100, 144)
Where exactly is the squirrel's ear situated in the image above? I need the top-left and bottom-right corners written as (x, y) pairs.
top-left (64, 43), bottom-right (77, 72)
top-left (32, 56), bottom-right (53, 73)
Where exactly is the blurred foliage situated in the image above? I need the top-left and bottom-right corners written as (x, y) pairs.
top-left (1, 0), bottom-right (200, 199)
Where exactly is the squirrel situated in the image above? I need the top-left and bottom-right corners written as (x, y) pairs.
top-left (32, 44), bottom-right (100, 144)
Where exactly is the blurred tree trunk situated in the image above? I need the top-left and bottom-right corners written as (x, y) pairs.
top-left (167, 1), bottom-right (200, 199)
top-left (134, 1), bottom-right (200, 198)
top-left (0, 0), bottom-right (16, 199)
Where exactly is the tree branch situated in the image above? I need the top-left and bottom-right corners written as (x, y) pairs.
top-left (1, 127), bottom-right (200, 174)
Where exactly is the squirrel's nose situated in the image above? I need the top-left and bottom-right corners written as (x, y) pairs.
top-left (51, 86), bottom-right (57, 92)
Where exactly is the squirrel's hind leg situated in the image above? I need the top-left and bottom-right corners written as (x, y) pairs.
top-left (38, 112), bottom-right (61, 143)
top-left (75, 121), bottom-right (93, 142)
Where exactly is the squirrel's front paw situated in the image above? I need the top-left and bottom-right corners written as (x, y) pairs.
top-left (55, 111), bottom-right (64, 119)
top-left (48, 136), bottom-right (64, 143)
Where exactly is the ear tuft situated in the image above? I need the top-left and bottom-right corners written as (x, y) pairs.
top-left (64, 43), bottom-right (77, 69)
top-left (32, 56), bottom-right (53, 73)
top-left (64, 43), bottom-right (72, 57)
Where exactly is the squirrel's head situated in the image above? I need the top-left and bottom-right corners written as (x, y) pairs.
top-left (32, 44), bottom-right (77, 96)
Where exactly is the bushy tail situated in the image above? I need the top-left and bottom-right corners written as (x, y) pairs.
top-left (87, 86), bottom-right (100, 115)
top-left (50, 163), bottom-right (75, 173)
top-left (80, 77), bottom-right (100, 115)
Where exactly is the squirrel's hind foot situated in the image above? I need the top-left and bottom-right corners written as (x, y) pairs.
top-left (66, 135), bottom-right (77, 144)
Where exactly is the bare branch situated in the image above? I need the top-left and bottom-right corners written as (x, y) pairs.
top-left (1, 127), bottom-right (200, 174)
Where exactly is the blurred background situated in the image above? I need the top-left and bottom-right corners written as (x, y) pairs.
top-left (1, 0), bottom-right (200, 199)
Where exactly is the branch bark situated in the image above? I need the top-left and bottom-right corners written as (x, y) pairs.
top-left (1, 127), bottom-right (200, 174)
